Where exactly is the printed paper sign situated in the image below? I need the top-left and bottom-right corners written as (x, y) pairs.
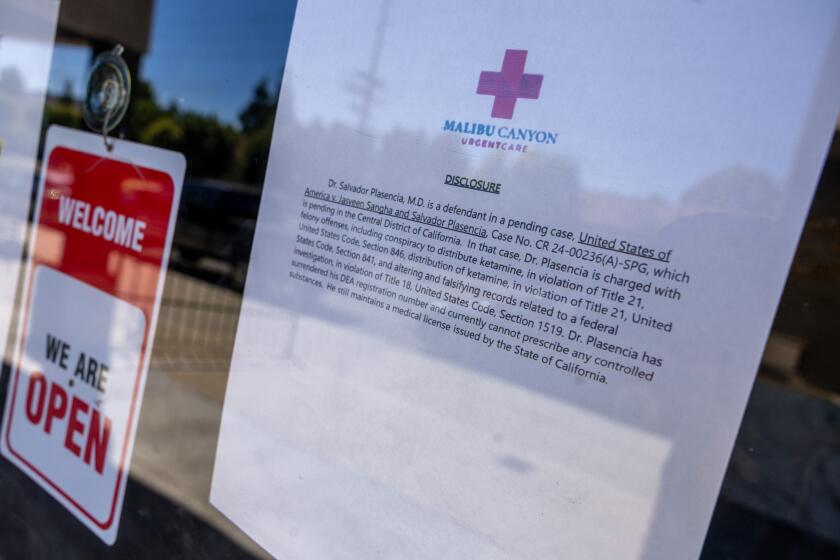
top-left (212, 1), bottom-right (840, 559)
top-left (1, 126), bottom-right (184, 544)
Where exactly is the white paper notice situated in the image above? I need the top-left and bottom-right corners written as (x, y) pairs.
top-left (0, 0), bottom-right (59, 356)
top-left (211, 1), bottom-right (840, 558)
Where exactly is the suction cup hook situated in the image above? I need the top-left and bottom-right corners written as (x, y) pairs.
top-left (83, 44), bottom-right (131, 152)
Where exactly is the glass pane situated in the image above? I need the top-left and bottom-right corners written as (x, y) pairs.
top-left (1, 1), bottom-right (838, 558)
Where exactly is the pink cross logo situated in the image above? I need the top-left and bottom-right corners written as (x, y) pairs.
top-left (477, 49), bottom-right (543, 120)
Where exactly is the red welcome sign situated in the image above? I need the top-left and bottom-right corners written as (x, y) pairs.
top-left (1, 126), bottom-right (184, 544)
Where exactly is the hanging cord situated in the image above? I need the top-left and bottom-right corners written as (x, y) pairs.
top-left (102, 107), bottom-right (114, 151)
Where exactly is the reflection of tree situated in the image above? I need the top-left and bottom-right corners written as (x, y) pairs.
top-left (0, 66), bottom-right (23, 93)
top-left (43, 77), bottom-right (281, 186)
top-left (238, 79), bottom-right (275, 133)
top-left (681, 166), bottom-right (780, 217)
top-left (237, 78), bottom-right (278, 184)
top-left (124, 80), bottom-right (239, 179)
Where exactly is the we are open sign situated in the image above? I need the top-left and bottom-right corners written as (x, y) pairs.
top-left (1, 126), bottom-right (184, 544)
